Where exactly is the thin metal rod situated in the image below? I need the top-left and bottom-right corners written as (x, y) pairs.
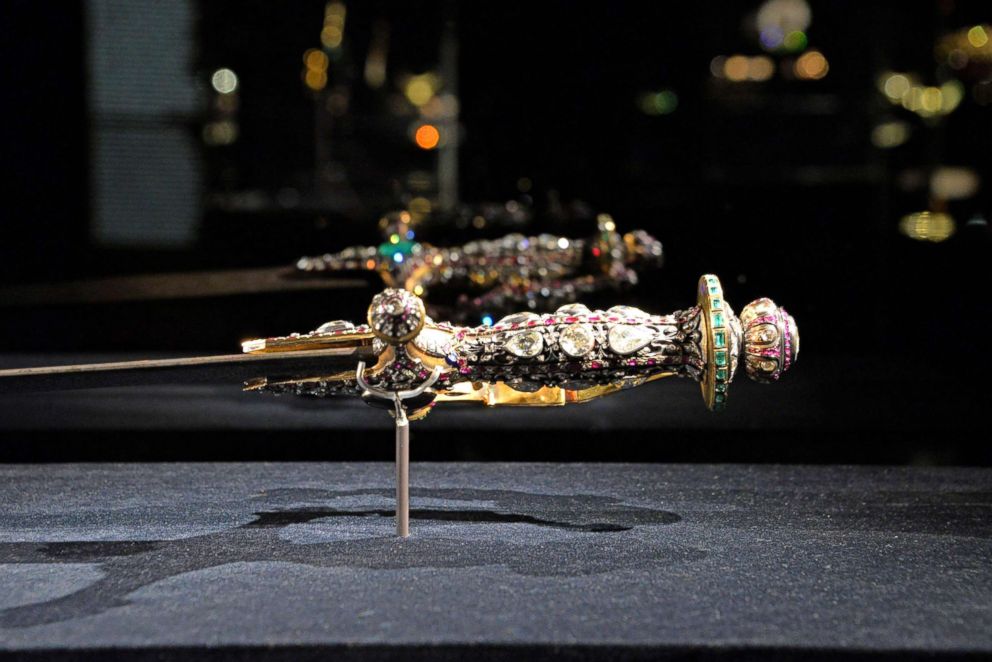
top-left (357, 363), bottom-right (438, 538)
top-left (0, 347), bottom-right (365, 394)
top-left (394, 395), bottom-right (410, 538)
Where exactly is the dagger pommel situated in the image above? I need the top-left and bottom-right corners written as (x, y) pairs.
top-left (367, 288), bottom-right (427, 345)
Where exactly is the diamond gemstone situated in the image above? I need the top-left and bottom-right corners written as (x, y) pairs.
top-left (556, 303), bottom-right (592, 316)
top-left (315, 320), bottom-right (354, 335)
top-left (606, 305), bottom-right (649, 319)
top-left (607, 325), bottom-right (654, 355)
top-left (413, 328), bottom-right (453, 356)
top-left (558, 324), bottom-right (595, 357)
top-left (505, 330), bottom-right (544, 358)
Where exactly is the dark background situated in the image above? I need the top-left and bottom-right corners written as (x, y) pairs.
top-left (0, 0), bottom-right (988, 463)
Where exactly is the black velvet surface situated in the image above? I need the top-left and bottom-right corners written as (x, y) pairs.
top-left (0, 463), bottom-right (989, 660)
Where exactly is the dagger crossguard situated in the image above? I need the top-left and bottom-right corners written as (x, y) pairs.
top-left (242, 275), bottom-right (798, 417)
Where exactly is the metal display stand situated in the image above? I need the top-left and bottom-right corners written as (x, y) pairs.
top-left (356, 361), bottom-right (441, 537)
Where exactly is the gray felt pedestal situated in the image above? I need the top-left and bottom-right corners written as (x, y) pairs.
top-left (0, 463), bottom-right (989, 661)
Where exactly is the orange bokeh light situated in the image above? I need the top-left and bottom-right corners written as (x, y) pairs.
top-left (414, 124), bottom-right (440, 150)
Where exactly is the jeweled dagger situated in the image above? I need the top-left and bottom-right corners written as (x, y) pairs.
top-left (242, 275), bottom-right (797, 417)
top-left (294, 213), bottom-right (664, 323)
top-left (0, 275), bottom-right (797, 537)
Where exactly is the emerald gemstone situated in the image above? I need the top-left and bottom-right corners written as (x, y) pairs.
top-left (711, 299), bottom-right (723, 309)
top-left (714, 330), bottom-right (726, 348)
top-left (712, 312), bottom-right (725, 327)
top-left (715, 393), bottom-right (725, 403)
top-left (377, 240), bottom-right (419, 258)
top-left (716, 367), bottom-right (728, 381)
top-left (715, 350), bottom-right (727, 366)
top-left (715, 383), bottom-right (727, 393)
top-left (708, 285), bottom-right (720, 295)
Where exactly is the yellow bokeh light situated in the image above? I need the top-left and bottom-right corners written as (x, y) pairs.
top-left (321, 1), bottom-right (346, 48)
top-left (940, 80), bottom-right (964, 113)
top-left (931, 167), bottom-right (979, 201)
top-left (414, 124), bottom-right (441, 150)
top-left (871, 121), bottom-right (909, 149)
top-left (795, 51), bottom-right (828, 79)
top-left (967, 25), bottom-right (989, 48)
top-left (211, 68), bottom-right (238, 95)
top-left (404, 74), bottom-right (438, 107)
top-left (409, 197), bottom-right (432, 215)
top-left (304, 69), bottom-right (327, 91)
top-left (407, 80), bottom-right (433, 106)
top-left (881, 73), bottom-right (911, 101)
top-left (724, 55), bottom-right (749, 82)
top-left (901, 85), bottom-right (923, 112)
top-left (304, 49), bottom-right (329, 72)
top-left (715, 55), bottom-right (778, 83)
top-left (321, 26), bottom-right (343, 49)
top-left (413, 285), bottom-right (425, 296)
top-left (748, 55), bottom-right (775, 81)
top-left (920, 86), bottom-right (943, 114)
top-left (899, 212), bottom-right (955, 242)
top-left (202, 120), bottom-right (238, 146)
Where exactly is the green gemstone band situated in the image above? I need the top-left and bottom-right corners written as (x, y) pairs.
top-left (698, 274), bottom-right (732, 412)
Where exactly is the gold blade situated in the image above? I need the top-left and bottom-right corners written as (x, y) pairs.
top-left (0, 347), bottom-right (370, 394)
top-left (0, 267), bottom-right (368, 307)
